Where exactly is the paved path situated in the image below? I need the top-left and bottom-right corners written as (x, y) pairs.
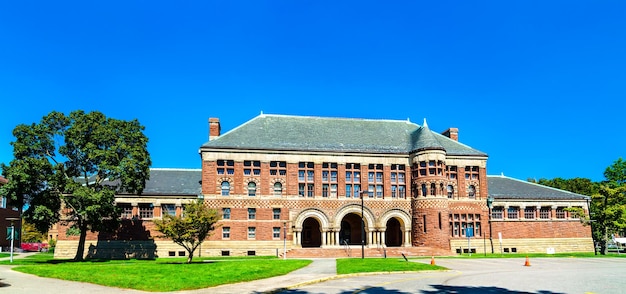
top-left (0, 254), bottom-right (337, 294)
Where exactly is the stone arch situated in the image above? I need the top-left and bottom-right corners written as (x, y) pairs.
top-left (465, 181), bottom-right (480, 198)
top-left (379, 209), bottom-right (412, 247)
top-left (269, 178), bottom-right (286, 195)
top-left (378, 209), bottom-right (411, 229)
top-left (334, 204), bottom-right (375, 230)
top-left (293, 208), bottom-right (331, 230)
top-left (216, 177), bottom-right (233, 194)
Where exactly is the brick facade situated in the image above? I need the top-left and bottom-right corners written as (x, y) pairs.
top-left (52, 115), bottom-right (593, 258)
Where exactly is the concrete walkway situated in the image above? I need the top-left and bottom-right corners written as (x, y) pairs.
top-left (0, 254), bottom-right (337, 294)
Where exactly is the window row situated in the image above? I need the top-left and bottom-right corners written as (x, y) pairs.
top-left (118, 203), bottom-right (180, 219)
top-left (222, 207), bottom-right (282, 220)
top-left (450, 213), bottom-right (482, 237)
top-left (491, 206), bottom-right (583, 220)
top-left (222, 226), bottom-right (285, 240)
top-left (413, 162), bottom-right (480, 180)
top-left (418, 183), bottom-right (477, 198)
top-left (220, 181), bottom-right (407, 199)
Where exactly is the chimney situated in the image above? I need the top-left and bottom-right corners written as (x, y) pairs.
top-left (442, 128), bottom-right (458, 141)
top-left (209, 118), bottom-right (221, 141)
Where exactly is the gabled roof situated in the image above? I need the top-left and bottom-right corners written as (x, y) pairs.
top-left (0, 176), bottom-right (7, 185)
top-left (201, 114), bottom-right (486, 156)
top-left (487, 175), bottom-right (589, 200)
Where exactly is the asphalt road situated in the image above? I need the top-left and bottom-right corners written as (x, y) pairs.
top-left (279, 258), bottom-right (626, 294)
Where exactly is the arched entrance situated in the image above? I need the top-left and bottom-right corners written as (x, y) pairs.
top-left (301, 217), bottom-right (322, 247)
top-left (340, 213), bottom-right (363, 245)
top-left (385, 218), bottom-right (402, 247)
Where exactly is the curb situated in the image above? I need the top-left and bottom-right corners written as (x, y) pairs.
top-left (263, 270), bottom-right (452, 293)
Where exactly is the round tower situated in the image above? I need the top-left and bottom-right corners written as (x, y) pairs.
top-left (410, 119), bottom-right (452, 250)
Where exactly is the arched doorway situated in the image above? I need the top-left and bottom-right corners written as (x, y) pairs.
top-left (340, 213), bottom-right (363, 245)
top-left (385, 218), bottom-right (402, 247)
top-left (301, 217), bottom-right (322, 248)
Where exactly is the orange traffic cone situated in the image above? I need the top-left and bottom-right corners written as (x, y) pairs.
top-left (430, 256), bottom-right (436, 266)
top-left (524, 256), bottom-right (531, 267)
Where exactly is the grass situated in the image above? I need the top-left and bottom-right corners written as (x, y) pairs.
top-left (4, 253), bottom-right (312, 292)
top-left (336, 257), bottom-right (445, 275)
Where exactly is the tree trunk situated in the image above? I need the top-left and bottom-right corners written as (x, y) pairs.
top-left (187, 248), bottom-right (195, 264)
top-left (74, 223), bottom-right (87, 261)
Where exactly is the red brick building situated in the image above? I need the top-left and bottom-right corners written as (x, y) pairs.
top-left (0, 176), bottom-right (22, 251)
top-left (54, 114), bottom-right (593, 258)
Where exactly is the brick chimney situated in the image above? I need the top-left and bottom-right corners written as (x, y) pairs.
top-left (209, 118), bottom-right (221, 141)
top-left (441, 128), bottom-right (458, 141)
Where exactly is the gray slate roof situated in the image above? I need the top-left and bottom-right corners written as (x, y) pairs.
top-left (201, 114), bottom-right (486, 156)
top-left (122, 168), bottom-right (202, 196)
top-left (487, 175), bottom-right (589, 200)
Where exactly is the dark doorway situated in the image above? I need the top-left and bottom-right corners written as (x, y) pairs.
top-left (340, 213), bottom-right (363, 245)
top-left (301, 218), bottom-right (322, 248)
top-left (385, 218), bottom-right (402, 247)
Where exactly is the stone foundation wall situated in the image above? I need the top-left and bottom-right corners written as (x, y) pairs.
top-left (449, 237), bottom-right (594, 255)
top-left (54, 240), bottom-right (290, 259)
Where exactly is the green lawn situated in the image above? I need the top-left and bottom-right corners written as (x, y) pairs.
top-left (336, 257), bottom-right (445, 274)
top-left (4, 253), bottom-right (312, 292)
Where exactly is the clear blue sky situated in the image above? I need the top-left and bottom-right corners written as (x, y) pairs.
top-left (1, 1), bottom-right (624, 182)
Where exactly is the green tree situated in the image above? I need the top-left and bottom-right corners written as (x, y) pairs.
top-left (0, 110), bottom-right (151, 261)
top-left (154, 199), bottom-right (220, 263)
top-left (21, 221), bottom-right (46, 243)
top-left (604, 157), bottom-right (626, 187)
top-left (535, 177), bottom-right (599, 196)
top-left (591, 157), bottom-right (626, 254)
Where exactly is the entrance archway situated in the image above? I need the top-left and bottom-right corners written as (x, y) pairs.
top-left (301, 217), bottom-right (322, 247)
top-left (340, 213), bottom-right (363, 245)
top-left (385, 217), bottom-right (402, 247)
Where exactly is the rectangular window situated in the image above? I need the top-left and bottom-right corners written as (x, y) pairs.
top-left (507, 207), bottom-right (519, 219)
top-left (248, 227), bottom-right (256, 239)
top-left (345, 163), bottom-right (361, 198)
top-left (273, 208), bottom-right (281, 220)
top-left (270, 161), bottom-right (287, 176)
top-left (307, 183), bottom-right (314, 197)
top-left (162, 204), bottom-right (176, 216)
top-left (322, 184), bottom-right (329, 197)
top-left (273, 227), bottom-right (281, 239)
top-left (391, 164), bottom-right (406, 198)
top-left (222, 227), bottom-right (230, 239)
top-left (446, 166), bottom-right (457, 180)
top-left (299, 162), bottom-right (315, 197)
top-left (248, 208), bottom-right (256, 220)
top-left (223, 208), bottom-right (231, 219)
top-left (138, 204), bottom-right (153, 219)
top-left (492, 207), bottom-right (503, 219)
top-left (244, 160), bottom-right (261, 177)
top-left (556, 207), bottom-right (566, 219)
top-left (540, 207), bottom-right (551, 219)
top-left (119, 203), bottom-right (133, 219)
top-left (0, 197), bottom-right (5, 209)
top-left (367, 164), bottom-right (384, 197)
top-left (524, 207), bottom-right (536, 219)
top-left (217, 159), bottom-right (234, 176)
top-left (465, 166), bottom-right (479, 180)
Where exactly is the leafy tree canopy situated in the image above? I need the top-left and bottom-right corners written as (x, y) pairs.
top-left (22, 221), bottom-right (46, 243)
top-left (0, 110), bottom-right (151, 260)
top-left (154, 199), bottom-right (220, 263)
top-left (604, 157), bottom-right (626, 187)
top-left (535, 177), bottom-right (599, 196)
